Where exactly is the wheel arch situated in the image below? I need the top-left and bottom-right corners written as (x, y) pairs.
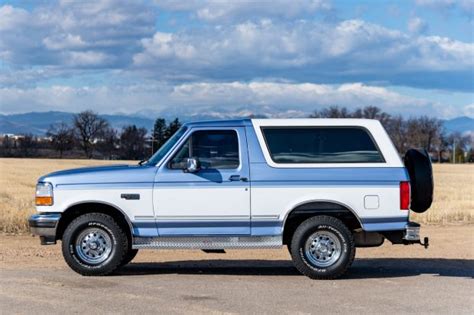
top-left (282, 199), bottom-right (363, 245)
top-left (56, 201), bottom-right (134, 244)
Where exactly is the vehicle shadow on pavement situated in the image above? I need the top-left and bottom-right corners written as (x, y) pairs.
top-left (117, 258), bottom-right (474, 279)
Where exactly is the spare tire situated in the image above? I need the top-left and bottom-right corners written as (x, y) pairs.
top-left (404, 149), bottom-right (434, 213)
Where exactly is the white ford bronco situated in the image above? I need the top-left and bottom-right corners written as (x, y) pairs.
top-left (30, 119), bottom-right (433, 279)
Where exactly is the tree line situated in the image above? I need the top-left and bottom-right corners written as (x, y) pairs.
top-left (0, 106), bottom-right (472, 162)
top-left (1, 110), bottom-right (182, 160)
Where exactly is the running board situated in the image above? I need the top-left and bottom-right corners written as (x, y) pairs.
top-left (132, 236), bottom-right (282, 249)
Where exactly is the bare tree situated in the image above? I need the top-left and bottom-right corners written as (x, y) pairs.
top-left (385, 115), bottom-right (408, 153)
top-left (18, 134), bottom-right (37, 157)
top-left (353, 106), bottom-right (391, 126)
top-left (310, 106), bottom-right (351, 118)
top-left (73, 110), bottom-right (109, 158)
top-left (47, 123), bottom-right (75, 158)
top-left (0, 135), bottom-right (13, 157)
top-left (406, 116), bottom-right (443, 152)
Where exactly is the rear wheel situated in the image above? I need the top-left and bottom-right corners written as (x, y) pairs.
top-left (289, 215), bottom-right (355, 279)
top-left (62, 213), bottom-right (128, 276)
top-left (120, 249), bottom-right (139, 267)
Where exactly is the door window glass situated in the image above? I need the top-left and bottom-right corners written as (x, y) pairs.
top-left (169, 130), bottom-right (240, 169)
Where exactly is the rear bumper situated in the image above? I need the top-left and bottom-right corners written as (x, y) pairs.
top-left (29, 213), bottom-right (61, 245)
top-left (403, 221), bottom-right (421, 241)
top-left (382, 221), bottom-right (429, 248)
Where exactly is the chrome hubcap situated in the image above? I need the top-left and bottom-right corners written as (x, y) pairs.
top-left (75, 228), bottom-right (112, 265)
top-left (304, 231), bottom-right (342, 268)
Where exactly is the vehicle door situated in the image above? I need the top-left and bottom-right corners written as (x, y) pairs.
top-left (153, 127), bottom-right (251, 235)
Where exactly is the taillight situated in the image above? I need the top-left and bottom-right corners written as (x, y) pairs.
top-left (400, 181), bottom-right (410, 210)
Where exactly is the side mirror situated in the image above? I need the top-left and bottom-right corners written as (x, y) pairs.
top-left (185, 157), bottom-right (200, 173)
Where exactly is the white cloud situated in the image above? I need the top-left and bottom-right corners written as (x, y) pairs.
top-left (1, 2), bottom-right (472, 92)
top-left (0, 1), bottom-right (155, 68)
top-left (133, 19), bottom-right (474, 90)
top-left (408, 17), bottom-right (428, 34)
top-left (464, 104), bottom-right (474, 116)
top-left (0, 0), bottom-right (471, 118)
top-left (154, 0), bottom-right (331, 22)
top-left (43, 34), bottom-right (86, 51)
top-left (0, 81), bottom-right (460, 118)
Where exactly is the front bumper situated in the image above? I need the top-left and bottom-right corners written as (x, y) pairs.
top-left (29, 213), bottom-right (61, 245)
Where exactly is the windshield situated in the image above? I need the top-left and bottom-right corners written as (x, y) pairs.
top-left (147, 126), bottom-right (188, 165)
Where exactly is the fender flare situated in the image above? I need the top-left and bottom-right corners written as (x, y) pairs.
top-left (281, 199), bottom-right (364, 232)
top-left (57, 200), bottom-right (135, 242)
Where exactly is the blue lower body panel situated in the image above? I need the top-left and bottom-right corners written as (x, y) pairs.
top-left (361, 217), bottom-right (408, 231)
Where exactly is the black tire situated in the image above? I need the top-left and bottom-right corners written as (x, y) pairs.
top-left (290, 216), bottom-right (355, 280)
top-left (62, 213), bottom-right (128, 276)
top-left (404, 148), bottom-right (434, 213)
top-left (120, 249), bottom-right (139, 267)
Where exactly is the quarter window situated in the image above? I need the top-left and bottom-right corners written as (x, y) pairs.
top-left (261, 127), bottom-right (384, 163)
top-left (169, 130), bottom-right (240, 169)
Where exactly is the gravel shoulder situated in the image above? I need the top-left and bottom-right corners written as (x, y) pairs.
top-left (1, 225), bottom-right (473, 314)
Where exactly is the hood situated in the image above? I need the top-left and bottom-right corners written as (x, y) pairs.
top-left (39, 164), bottom-right (157, 186)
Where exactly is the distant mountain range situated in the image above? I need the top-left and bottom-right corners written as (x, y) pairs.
top-left (442, 116), bottom-right (474, 134)
top-left (0, 111), bottom-right (156, 135)
top-left (0, 110), bottom-right (472, 135)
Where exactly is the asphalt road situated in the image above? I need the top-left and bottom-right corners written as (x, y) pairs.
top-left (1, 226), bottom-right (473, 314)
top-left (1, 258), bottom-right (473, 314)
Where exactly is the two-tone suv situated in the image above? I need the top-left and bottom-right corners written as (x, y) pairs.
top-left (29, 119), bottom-right (433, 279)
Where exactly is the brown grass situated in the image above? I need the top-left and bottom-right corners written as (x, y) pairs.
top-left (0, 158), bottom-right (128, 233)
top-left (0, 158), bottom-right (472, 233)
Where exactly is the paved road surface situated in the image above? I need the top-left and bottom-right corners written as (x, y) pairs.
top-left (1, 226), bottom-right (473, 314)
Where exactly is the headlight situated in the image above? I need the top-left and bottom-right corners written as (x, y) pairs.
top-left (36, 182), bottom-right (53, 206)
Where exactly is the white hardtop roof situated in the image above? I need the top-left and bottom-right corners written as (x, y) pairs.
top-left (251, 118), bottom-right (403, 167)
top-left (251, 118), bottom-right (383, 127)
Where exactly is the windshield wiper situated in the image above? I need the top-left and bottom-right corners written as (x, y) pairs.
top-left (138, 159), bottom-right (148, 166)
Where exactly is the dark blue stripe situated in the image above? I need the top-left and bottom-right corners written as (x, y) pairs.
top-left (133, 222), bottom-right (158, 228)
top-left (157, 221), bottom-right (250, 228)
top-left (133, 218), bottom-right (406, 230)
top-left (361, 217), bottom-right (407, 224)
top-left (133, 220), bottom-right (282, 229)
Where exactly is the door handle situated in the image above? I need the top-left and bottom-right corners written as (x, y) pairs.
top-left (229, 175), bottom-right (248, 182)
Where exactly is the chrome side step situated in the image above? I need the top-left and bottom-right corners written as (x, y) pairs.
top-left (132, 236), bottom-right (282, 250)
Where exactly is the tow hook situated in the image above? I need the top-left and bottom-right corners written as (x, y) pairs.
top-left (420, 237), bottom-right (429, 249)
top-left (404, 222), bottom-right (429, 249)
top-left (403, 236), bottom-right (429, 249)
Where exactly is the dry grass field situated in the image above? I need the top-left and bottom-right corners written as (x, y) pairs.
top-left (0, 158), bottom-right (472, 233)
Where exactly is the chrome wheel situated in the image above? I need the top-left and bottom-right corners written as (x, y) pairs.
top-left (304, 230), bottom-right (342, 268)
top-left (75, 228), bottom-right (113, 265)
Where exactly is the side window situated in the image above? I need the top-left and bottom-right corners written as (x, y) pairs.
top-left (261, 127), bottom-right (384, 163)
top-left (169, 130), bottom-right (240, 169)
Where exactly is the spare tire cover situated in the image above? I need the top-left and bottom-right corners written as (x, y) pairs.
top-left (404, 149), bottom-right (434, 213)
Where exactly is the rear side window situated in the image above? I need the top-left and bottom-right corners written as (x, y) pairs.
top-left (261, 127), bottom-right (384, 163)
top-left (169, 130), bottom-right (240, 169)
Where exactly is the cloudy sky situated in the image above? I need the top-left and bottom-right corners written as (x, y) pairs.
top-left (0, 0), bottom-right (473, 118)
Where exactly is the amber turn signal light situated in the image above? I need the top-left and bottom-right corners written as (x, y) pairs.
top-left (36, 196), bottom-right (53, 206)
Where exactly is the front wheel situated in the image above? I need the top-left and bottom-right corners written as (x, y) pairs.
top-left (62, 213), bottom-right (128, 276)
top-left (290, 216), bottom-right (355, 279)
